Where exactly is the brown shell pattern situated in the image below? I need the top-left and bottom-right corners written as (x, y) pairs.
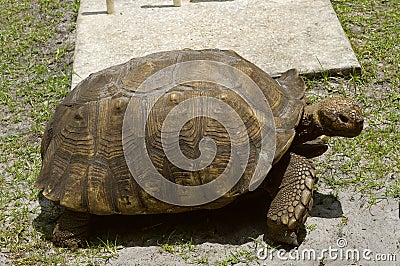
top-left (36, 49), bottom-right (306, 214)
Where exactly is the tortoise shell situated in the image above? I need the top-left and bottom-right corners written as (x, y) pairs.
top-left (36, 49), bottom-right (306, 215)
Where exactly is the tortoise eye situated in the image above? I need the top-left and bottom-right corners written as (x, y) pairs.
top-left (338, 114), bottom-right (349, 123)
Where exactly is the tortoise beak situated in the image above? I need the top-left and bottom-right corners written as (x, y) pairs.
top-left (318, 98), bottom-right (364, 138)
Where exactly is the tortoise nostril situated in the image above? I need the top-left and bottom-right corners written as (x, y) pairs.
top-left (339, 114), bottom-right (349, 123)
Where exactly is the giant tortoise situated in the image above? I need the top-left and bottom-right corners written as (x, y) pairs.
top-left (36, 49), bottom-right (363, 247)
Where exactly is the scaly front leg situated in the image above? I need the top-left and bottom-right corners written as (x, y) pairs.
top-left (266, 152), bottom-right (315, 246)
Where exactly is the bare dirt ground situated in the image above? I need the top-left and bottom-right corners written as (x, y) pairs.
top-left (98, 187), bottom-right (399, 265)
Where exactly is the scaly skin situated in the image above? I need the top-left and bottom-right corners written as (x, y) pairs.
top-left (266, 97), bottom-right (363, 246)
top-left (52, 209), bottom-right (91, 248)
top-left (266, 152), bottom-right (315, 246)
top-left (294, 97), bottom-right (364, 145)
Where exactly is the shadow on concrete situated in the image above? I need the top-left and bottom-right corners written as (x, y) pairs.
top-left (141, 0), bottom-right (233, 8)
top-left (81, 11), bottom-right (108, 16)
top-left (141, 4), bottom-right (177, 8)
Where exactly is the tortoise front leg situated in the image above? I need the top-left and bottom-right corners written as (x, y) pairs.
top-left (52, 209), bottom-right (91, 247)
top-left (266, 152), bottom-right (315, 246)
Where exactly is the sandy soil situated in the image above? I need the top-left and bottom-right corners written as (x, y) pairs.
top-left (99, 186), bottom-right (399, 265)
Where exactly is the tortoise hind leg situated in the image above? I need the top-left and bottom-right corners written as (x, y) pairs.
top-left (52, 209), bottom-right (91, 247)
top-left (266, 152), bottom-right (315, 246)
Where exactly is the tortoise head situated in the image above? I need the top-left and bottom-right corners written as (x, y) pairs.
top-left (316, 97), bottom-right (364, 138)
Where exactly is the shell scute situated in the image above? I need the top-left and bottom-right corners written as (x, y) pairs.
top-left (36, 49), bottom-right (306, 214)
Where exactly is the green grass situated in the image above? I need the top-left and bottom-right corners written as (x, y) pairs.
top-left (215, 248), bottom-right (256, 266)
top-left (0, 0), bottom-right (116, 264)
top-left (0, 0), bottom-right (398, 264)
top-left (305, 0), bottom-right (400, 202)
top-left (158, 237), bottom-right (197, 261)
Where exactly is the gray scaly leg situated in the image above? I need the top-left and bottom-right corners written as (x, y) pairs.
top-left (266, 153), bottom-right (315, 246)
top-left (52, 209), bottom-right (91, 247)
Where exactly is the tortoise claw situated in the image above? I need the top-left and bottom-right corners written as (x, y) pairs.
top-left (267, 218), bottom-right (300, 246)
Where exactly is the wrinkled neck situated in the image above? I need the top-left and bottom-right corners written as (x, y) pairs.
top-left (293, 104), bottom-right (323, 145)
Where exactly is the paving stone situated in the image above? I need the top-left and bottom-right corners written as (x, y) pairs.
top-left (72, 0), bottom-right (360, 88)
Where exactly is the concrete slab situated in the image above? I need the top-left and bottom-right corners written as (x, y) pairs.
top-left (71, 0), bottom-right (360, 89)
